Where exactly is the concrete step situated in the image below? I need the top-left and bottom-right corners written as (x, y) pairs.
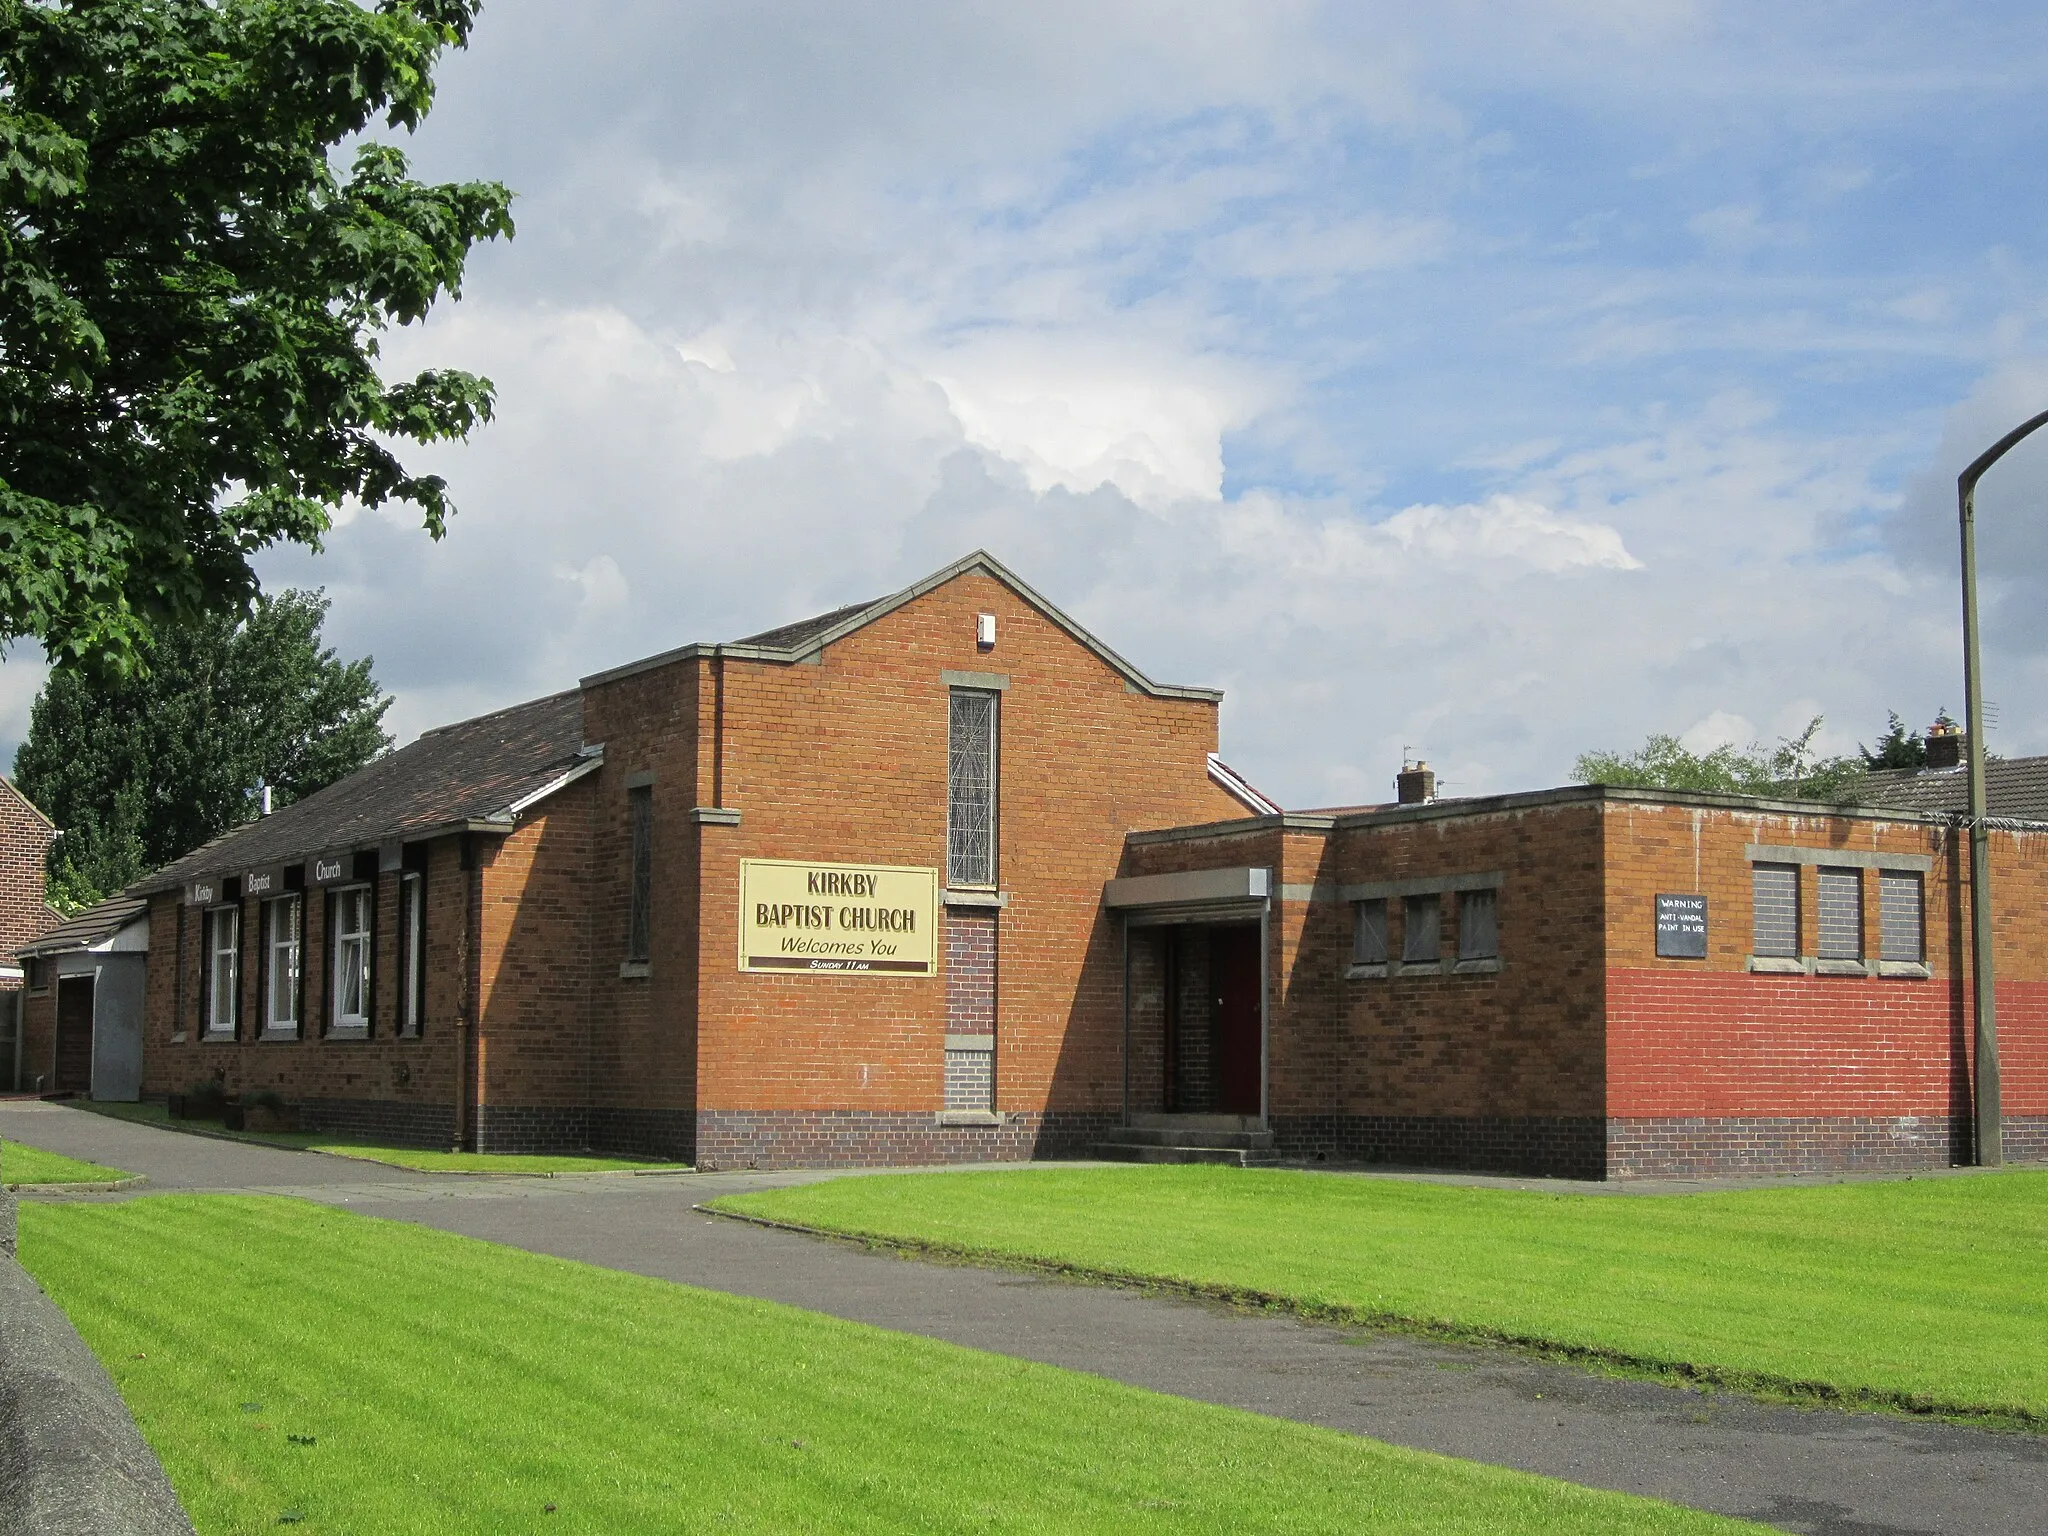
top-left (1127, 1113), bottom-right (1263, 1133)
top-left (1089, 1142), bottom-right (1276, 1167)
top-left (1096, 1126), bottom-right (1276, 1152)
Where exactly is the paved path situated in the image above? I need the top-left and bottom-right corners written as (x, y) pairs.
top-left (7, 1101), bottom-right (2046, 1536)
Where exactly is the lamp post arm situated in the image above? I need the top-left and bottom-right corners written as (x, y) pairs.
top-left (1955, 405), bottom-right (2048, 1168)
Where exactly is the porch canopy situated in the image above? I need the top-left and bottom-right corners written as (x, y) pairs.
top-left (1101, 866), bottom-right (1271, 926)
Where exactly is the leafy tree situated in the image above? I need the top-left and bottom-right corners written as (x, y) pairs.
top-left (1573, 716), bottom-right (1864, 803)
top-left (13, 590), bottom-right (391, 908)
top-left (0, 0), bottom-right (513, 673)
top-left (1859, 709), bottom-right (1956, 771)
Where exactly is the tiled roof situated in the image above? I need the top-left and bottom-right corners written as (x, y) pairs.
top-left (134, 690), bottom-right (590, 895)
top-left (736, 598), bottom-right (884, 651)
top-left (18, 894), bottom-right (147, 958)
top-left (1861, 756), bottom-right (2048, 822)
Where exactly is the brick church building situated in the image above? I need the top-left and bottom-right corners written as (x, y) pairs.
top-left (120, 550), bottom-right (2048, 1177)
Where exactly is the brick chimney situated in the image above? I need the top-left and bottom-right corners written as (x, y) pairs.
top-left (1925, 718), bottom-right (1963, 771)
top-left (1395, 760), bottom-right (1437, 805)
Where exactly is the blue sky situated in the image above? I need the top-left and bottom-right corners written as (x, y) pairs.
top-left (14, 1), bottom-right (2048, 810)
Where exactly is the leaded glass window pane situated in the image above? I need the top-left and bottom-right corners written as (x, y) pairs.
top-left (627, 787), bottom-right (653, 963)
top-left (947, 690), bottom-right (999, 887)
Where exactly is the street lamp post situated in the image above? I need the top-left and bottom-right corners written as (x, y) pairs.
top-left (1957, 407), bottom-right (2048, 1167)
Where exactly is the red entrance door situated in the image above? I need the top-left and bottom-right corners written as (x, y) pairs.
top-left (1210, 925), bottom-right (1262, 1115)
top-left (54, 975), bottom-right (94, 1094)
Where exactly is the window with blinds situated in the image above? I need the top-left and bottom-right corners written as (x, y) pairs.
top-left (1458, 889), bottom-right (1499, 960)
top-left (1353, 899), bottom-right (1388, 965)
top-left (1402, 894), bottom-right (1441, 963)
top-left (1816, 868), bottom-right (1862, 960)
top-left (1879, 872), bottom-right (1924, 963)
top-left (1751, 864), bottom-right (1799, 957)
top-left (947, 690), bottom-right (999, 887)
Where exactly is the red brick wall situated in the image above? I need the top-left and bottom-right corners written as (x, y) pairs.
top-left (1599, 802), bottom-right (2048, 1119)
top-left (140, 840), bottom-right (469, 1141)
top-left (0, 777), bottom-right (56, 960)
top-left (582, 568), bottom-right (1243, 1150)
top-left (474, 779), bottom-right (599, 1116)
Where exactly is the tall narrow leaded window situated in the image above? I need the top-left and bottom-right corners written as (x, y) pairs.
top-left (1752, 864), bottom-right (1799, 958)
top-left (1879, 872), bottom-right (1924, 963)
top-left (1816, 867), bottom-right (1862, 960)
top-left (626, 786), bottom-right (653, 964)
top-left (399, 872), bottom-right (425, 1036)
top-left (947, 690), bottom-right (999, 887)
top-left (264, 896), bottom-right (300, 1033)
top-left (1402, 894), bottom-right (1440, 963)
top-left (1352, 899), bottom-right (1388, 965)
top-left (331, 886), bottom-right (372, 1031)
top-left (207, 906), bottom-right (240, 1035)
top-left (1458, 889), bottom-right (1499, 960)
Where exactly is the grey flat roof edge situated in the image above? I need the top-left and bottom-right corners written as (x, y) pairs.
top-left (1128, 784), bottom-right (2000, 849)
top-left (1126, 812), bottom-right (1335, 846)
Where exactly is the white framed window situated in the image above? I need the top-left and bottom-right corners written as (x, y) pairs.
top-left (398, 872), bottom-right (425, 1037)
top-left (206, 906), bottom-right (240, 1035)
top-left (264, 895), bottom-right (300, 1033)
top-left (330, 885), bottom-right (372, 1032)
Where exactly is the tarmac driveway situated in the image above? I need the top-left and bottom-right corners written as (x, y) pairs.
top-left (6, 1098), bottom-right (2045, 1536)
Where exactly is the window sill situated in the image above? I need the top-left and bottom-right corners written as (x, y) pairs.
top-left (325, 1024), bottom-right (369, 1041)
top-left (619, 961), bottom-right (652, 979)
top-left (1746, 955), bottom-right (1806, 974)
top-left (170, 1031), bottom-right (188, 1045)
top-left (942, 887), bottom-right (1007, 908)
top-left (258, 1027), bottom-right (301, 1043)
top-left (200, 1030), bottom-right (239, 1044)
top-left (1397, 959), bottom-right (1447, 977)
top-left (1814, 958), bottom-right (1869, 977)
top-left (1877, 960), bottom-right (1932, 979)
top-left (1345, 962), bottom-right (1389, 980)
top-left (688, 806), bottom-right (741, 826)
top-left (1452, 957), bottom-right (1502, 975)
top-left (937, 1110), bottom-right (1002, 1127)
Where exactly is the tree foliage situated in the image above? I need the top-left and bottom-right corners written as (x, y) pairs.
top-left (13, 589), bottom-right (392, 908)
top-left (1573, 717), bottom-right (1865, 803)
top-left (1859, 709), bottom-right (1957, 771)
top-left (0, 0), bottom-right (512, 672)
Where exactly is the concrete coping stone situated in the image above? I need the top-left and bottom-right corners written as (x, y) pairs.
top-left (0, 1191), bottom-right (196, 1535)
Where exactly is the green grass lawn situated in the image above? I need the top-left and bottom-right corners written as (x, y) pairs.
top-left (74, 1099), bottom-right (684, 1175)
top-left (713, 1164), bottom-right (2048, 1427)
top-left (18, 1195), bottom-right (1761, 1536)
top-left (1, 1137), bottom-right (130, 1186)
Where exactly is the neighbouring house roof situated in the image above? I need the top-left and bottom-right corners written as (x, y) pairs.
top-left (582, 549), bottom-right (1225, 702)
top-left (17, 894), bottom-right (148, 959)
top-left (133, 690), bottom-right (595, 896)
top-left (1861, 757), bottom-right (2048, 823)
